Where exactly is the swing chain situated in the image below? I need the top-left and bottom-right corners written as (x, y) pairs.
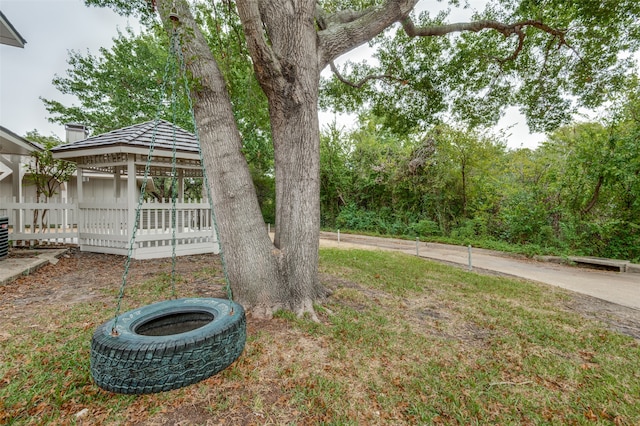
top-left (111, 11), bottom-right (236, 335)
top-left (111, 30), bottom-right (181, 333)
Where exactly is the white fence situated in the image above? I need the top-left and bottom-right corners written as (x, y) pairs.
top-left (0, 197), bottom-right (219, 259)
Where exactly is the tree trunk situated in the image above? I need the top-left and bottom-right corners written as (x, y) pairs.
top-left (159, 0), bottom-right (419, 318)
top-left (270, 67), bottom-right (324, 318)
top-left (253, 1), bottom-right (325, 317)
top-left (581, 175), bottom-right (604, 216)
top-left (161, 0), bottom-right (324, 318)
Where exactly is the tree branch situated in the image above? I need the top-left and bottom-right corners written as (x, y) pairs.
top-left (329, 61), bottom-right (406, 88)
top-left (402, 18), bottom-right (567, 63)
top-left (236, 0), bottom-right (284, 95)
top-left (315, 4), bottom-right (369, 28)
top-left (402, 18), bottom-right (566, 39)
top-left (581, 175), bottom-right (604, 215)
top-left (317, 0), bottom-right (419, 67)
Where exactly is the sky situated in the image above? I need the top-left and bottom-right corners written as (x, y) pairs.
top-left (0, 0), bottom-right (546, 149)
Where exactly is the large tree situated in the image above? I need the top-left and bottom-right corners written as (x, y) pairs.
top-left (84, 0), bottom-right (639, 318)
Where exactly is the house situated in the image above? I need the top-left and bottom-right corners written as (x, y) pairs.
top-left (0, 125), bottom-right (43, 207)
top-left (0, 10), bottom-right (27, 259)
top-left (1, 10), bottom-right (29, 211)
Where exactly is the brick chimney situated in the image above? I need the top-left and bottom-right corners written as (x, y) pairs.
top-left (65, 123), bottom-right (88, 143)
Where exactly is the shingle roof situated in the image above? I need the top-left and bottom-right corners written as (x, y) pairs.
top-left (51, 120), bottom-right (200, 155)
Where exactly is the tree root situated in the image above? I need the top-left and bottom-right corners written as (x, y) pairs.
top-left (249, 304), bottom-right (275, 320)
top-left (246, 299), bottom-right (321, 322)
top-left (295, 299), bottom-right (320, 322)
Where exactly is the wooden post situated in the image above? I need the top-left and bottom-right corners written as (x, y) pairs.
top-left (113, 166), bottom-right (121, 199)
top-left (76, 167), bottom-right (84, 240)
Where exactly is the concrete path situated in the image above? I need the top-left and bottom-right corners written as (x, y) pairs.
top-left (319, 232), bottom-right (640, 311)
top-left (0, 248), bottom-right (68, 285)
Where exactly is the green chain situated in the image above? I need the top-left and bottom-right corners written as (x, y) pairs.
top-left (111, 30), bottom-right (181, 334)
top-left (112, 24), bottom-right (235, 334)
top-left (169, 34), bottom-right (180, 299)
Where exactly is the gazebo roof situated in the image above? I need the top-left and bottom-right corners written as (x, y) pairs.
top-left (52, 120), bottom-right (204, 176)
top-left (53, 119), bottom-right (200, 156)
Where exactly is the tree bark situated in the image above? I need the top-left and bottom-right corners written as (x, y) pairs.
top-left (238, 0), bottom-right (325, 318)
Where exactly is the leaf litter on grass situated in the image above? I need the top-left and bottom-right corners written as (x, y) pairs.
top-left (1, 248), bottom-right (639, 425)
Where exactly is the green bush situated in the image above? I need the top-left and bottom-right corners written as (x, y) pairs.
top-left (409, 219), bottom-right (442, 237)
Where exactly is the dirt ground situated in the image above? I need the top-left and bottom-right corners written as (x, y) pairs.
top-left (0, 249), bottom-right (225, 329)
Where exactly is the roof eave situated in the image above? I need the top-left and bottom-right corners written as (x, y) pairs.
top-left (0, 126), bottom-right (43, 155)
top-left (0, 11), bottom-right (27, 48)
top-left (51, 144), bottom-right (201, 161)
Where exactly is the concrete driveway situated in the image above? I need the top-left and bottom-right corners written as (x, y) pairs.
top-left (319, 232), bottom-right (640, 311)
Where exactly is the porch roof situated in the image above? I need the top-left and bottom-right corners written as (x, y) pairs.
top-left (0, 11), bottom-right (26, 48)
top-left (51, 120), bottom-right (205, 176)
top-left (0, 125), bottom-right (43, 156)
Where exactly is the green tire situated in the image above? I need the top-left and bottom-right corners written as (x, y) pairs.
top-left (90, 298), bottom-right (246, 394)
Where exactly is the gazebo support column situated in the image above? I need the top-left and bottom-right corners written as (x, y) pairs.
top-left (178, 170), bottom-right (185, 200)
top-left (76, 167), bottom-right (84, 241)
top-left (76, 168), bottom-right (84, 202)
top-left (4, 155), bottom-right (23, 230)
top-left (113, 166), bottom-right (122, 200)
top-left (127, 155), bottom-right (137, 254)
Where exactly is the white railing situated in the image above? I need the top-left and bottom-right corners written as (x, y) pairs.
top-left (0, 197), bottom-right (218, 258)
top-left (1, 197), bottom-right (78, 245)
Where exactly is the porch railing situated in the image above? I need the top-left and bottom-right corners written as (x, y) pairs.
top-left (0, 197), bottom-right (77, 245)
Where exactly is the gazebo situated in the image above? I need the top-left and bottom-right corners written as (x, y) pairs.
top-left (51, 120), bottom-right (218, 259)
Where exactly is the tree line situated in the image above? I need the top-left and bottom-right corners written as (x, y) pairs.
top-left (318, 97), bottom-right (640, 262)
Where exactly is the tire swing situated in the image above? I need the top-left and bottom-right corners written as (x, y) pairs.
top-left (90, 16), bottom-right (245, 395)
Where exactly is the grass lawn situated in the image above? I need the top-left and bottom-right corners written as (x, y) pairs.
top-left (1, 248), bottom-right (639, 425)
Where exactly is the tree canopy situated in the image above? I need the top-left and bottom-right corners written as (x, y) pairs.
top-left (320, 0), bottom-right (640, 135)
